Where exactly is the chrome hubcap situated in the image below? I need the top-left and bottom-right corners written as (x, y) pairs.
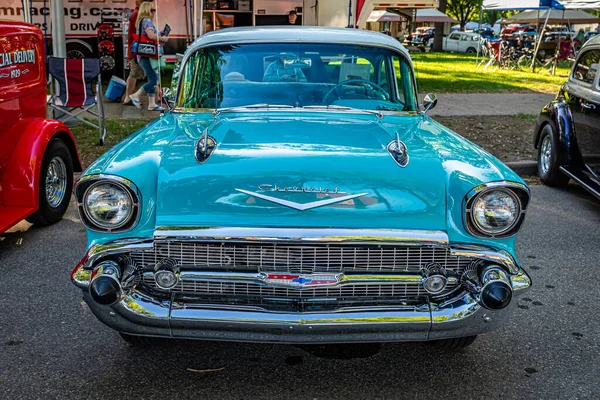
top-left (540, 134), bottom-right (552, 175)
top-left (46, 157), bottom-right (67, 208)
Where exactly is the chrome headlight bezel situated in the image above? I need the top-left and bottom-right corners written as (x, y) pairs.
top-left (464, 182), bottom-right (530, 239)
top-left (75, 175), bottom-right (141, 233)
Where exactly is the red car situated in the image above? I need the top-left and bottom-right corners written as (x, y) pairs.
top-left (0, 21), bottom-right (81, 234)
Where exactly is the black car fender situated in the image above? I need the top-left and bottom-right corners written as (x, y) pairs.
top-left (534, 99), bottom-right (584, 167)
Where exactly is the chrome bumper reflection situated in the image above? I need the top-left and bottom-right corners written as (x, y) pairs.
top-left (81, 284), bottom-right (528, 343)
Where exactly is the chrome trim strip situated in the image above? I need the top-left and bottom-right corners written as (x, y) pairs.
top-left (153, 227), bottom-right (450, 245)
top-left (234, 189), bottom-right (369, 211)
top-left (465, 180), bottom-right (530, 204)
top-left (450, 247), bottom-right (519, 274)
top-left (144, 271), bottom-right (429, 287)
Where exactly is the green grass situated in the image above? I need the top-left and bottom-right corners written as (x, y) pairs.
top-left (71, 119), bottom-right (150, 167)
top-left (516, 113), bottom-right (538, 122)
top-left (411, 53), bottom-right (570, 93)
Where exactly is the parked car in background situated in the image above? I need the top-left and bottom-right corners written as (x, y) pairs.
top-left (443, 31), bottom-right (481, 53)
top-left (543, 26), bottom-right (577, 42)
top-left (71, 27), bottom-right (531, 349)
top-left (412, 27), bottom-right (435, 45)
top-left (534, 35), bottom-right (600, 199)
top-left (585, 31), bottom-right (598, 42)
top-left (0, 21), bottom-right (82, 234)
top-left (516, 30), bottom-right (538, 41)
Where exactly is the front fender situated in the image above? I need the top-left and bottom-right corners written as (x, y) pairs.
top-left (534, 100), bottom-right (583, 167)
top-left (2, 118), bottom-right (82, 208)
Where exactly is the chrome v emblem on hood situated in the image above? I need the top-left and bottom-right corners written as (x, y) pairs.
top-left (235, 189), bottom-right (368, 211)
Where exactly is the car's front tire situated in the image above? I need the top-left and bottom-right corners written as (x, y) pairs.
top-left (26, 138), bottom-right (74, 225)
top-left (466, 47), bottom-right (477, 54)
top-left (537, 124), bottom-right (570, 187)
top-left (430, 335), bottom-right (477, 349)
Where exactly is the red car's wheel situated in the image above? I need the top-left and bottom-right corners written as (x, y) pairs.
top-left (26, 138), bottom-right (74, 225)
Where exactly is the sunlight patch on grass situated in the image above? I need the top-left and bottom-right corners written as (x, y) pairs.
top-left (411, 53), bottom-right (569, 93)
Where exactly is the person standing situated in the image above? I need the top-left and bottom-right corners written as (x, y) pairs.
top-left (123, 0), bottom-right (146, 106)
top-left (129, 1), bottom-right (169, 111)
top-left (573, 28), bottom-right (585, 51)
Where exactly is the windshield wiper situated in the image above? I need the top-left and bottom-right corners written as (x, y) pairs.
top-left (302, 105), bottom-right (383, 118)
top-left (214, 103), bottom-right (295, 115)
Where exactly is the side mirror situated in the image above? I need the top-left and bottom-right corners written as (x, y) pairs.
top-left (422, 93), bottom-right (437, 114)
top-left (163, 88), bottom-right (176, 111)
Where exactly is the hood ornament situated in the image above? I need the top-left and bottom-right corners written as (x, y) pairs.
top-left (235, 188), bottom-right (367, 211)
top-left (387, 131), bottom-right (409, 168)
top-left (195, 128), bottom-right (217, 164)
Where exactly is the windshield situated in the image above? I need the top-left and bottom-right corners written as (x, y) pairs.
top-left (176, 43), bottom-right (417, 112)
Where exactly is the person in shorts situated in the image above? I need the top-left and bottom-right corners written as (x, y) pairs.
top-left (123, 0), bottom-right (146, 105)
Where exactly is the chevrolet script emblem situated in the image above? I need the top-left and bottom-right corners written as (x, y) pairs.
top-left (235, 188), bottom-right (368, 211)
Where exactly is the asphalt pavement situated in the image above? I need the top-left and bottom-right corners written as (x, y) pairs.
top-left (1, 184), bottom-right (599, 400)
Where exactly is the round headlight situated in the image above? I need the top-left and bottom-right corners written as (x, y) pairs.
top-left (83, 182), bottom-right (134, 229)
top-left (470, 189), bottom-right (521, 235)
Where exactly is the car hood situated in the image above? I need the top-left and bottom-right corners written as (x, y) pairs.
top-left (89, 111), bottom-right (522, 242)
top-left (153, 112), bottom-right (448, 230)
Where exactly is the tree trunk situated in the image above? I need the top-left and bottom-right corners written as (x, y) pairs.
top-left (432, 0), bottom-right (448, 52)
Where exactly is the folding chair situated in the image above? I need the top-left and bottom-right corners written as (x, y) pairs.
top-left (482, 41), bottom-right (501, 71)
top-left (550, 41), bottom-right (573, 75)
top-left (532, 41), bottom-right (557, 72)
top-left (47, 57), bottom-right (107, 145)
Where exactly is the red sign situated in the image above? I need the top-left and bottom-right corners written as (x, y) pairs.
top-left (0, 31), bottom-right (42, 100)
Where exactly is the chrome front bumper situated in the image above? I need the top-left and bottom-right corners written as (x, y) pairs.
top-left (80, 287), bottom-right (526, 343)
top-left (72, 228), bottom-right (531, 344)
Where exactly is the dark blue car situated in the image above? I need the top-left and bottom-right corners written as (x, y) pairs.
top-left (535, 35), bottom-right (600, 199)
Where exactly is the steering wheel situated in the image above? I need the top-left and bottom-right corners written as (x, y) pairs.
top-left (323, 79), bottom-right (390, 105)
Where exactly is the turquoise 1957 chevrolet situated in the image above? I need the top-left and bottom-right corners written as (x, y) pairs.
top-left (71, 27), bottom-right (531, 348)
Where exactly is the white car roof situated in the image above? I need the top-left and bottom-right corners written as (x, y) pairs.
top-left (450, 31), bottom-right (479, 36)
top-left (187, 26), bottom-right (410, 57)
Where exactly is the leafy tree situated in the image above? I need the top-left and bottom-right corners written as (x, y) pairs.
top-left (446, 0), bottom-right (482, 31)
top-left (482, 9), bottom-right (519, 26)
top-left (432, 0), bottom-right (448, 52)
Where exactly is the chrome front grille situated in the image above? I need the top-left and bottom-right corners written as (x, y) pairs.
top-left (129, 241), bottom-right (474, 310)
top-left (129, 241), bottom-right (470, 274)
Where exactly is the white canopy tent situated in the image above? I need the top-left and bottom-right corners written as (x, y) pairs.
top-left (501, 9), bottom-right (600, 24)
top-left (415, 9), bottom-right (456, 23)
top-left (367, 10), bottom-right (403, 22)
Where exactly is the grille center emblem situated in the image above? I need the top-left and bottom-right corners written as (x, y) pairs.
top-left (235, 188), bottom-right (368, 211)
top-left (258, 273), bottom-right (342, 288)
